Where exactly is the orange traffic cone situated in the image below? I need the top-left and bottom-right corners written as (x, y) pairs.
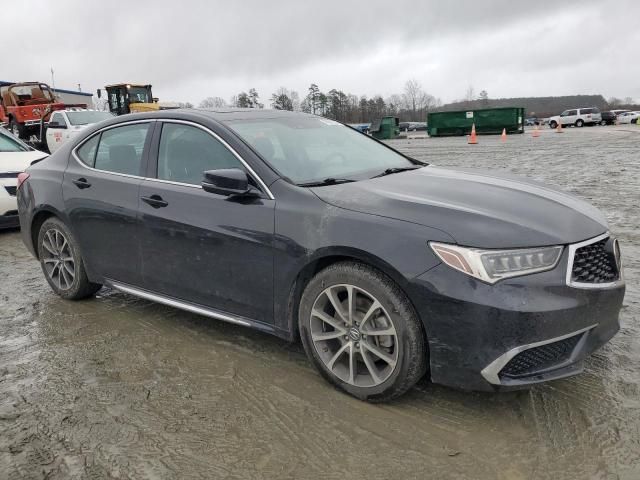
top-left (556, 119), bottom-right (563, 133)
top-left (501, 128), bottom-right (507, 142)
top-left (532, 125), bottom-right (540, 137)
top-left (468, 123), bottom-right (478, 144)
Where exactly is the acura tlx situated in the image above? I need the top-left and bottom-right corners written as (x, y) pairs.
top-left (17, 109), bottom-right (624, 402)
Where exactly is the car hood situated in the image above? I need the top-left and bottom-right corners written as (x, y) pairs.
top-left (311, 166), bottom-right (608, 248)
top-left (0, 150), bottom-right (48, 173)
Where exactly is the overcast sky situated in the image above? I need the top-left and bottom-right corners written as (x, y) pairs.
top-left (5, 0), bottom-right (640, 106)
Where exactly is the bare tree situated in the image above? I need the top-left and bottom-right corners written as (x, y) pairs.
top-left (623, 96), bottom-right (635, 105)
top-left (465, 85), bottom-right (476, 102)
top-left (199, 97), bottom-right (226, 109)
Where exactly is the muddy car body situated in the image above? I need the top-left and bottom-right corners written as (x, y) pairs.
top-left (16, 109), bottom-right (625, 401)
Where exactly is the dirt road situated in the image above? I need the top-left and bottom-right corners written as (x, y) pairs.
top-left (0, 125), bottom-right (638, 479)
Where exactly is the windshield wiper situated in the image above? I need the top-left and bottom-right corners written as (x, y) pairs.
top-left (371, 166), bottom-right (422, 178)
top-left (298, 178), bottom-right (356, 187)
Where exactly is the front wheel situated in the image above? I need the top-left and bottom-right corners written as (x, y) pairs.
top-left (549, 121), bottom-right (558, 129)
top-left (37, 217), bottom-right (101, 300)
top-left (298, 262), bottom-right (427, 402)
top-left (575, 119), bottom-right (584, 127)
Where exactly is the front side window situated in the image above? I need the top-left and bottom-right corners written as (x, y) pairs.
top-left (157, 123), bottom-right (242, 185)
top-left (225, 116), bottom-right (413, 184)
top-left (50, 112), bottom-right (66, 127)
top-left (566, 110), bottom-right (577, 116)
top-left (93, 123), bottom-right (150, 176)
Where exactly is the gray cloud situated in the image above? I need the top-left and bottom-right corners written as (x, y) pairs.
top-left (4, 0), bottom-right (639, 105)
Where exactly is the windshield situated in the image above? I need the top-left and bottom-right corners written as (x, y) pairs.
top-left (66, 111), bottom-right (114, 126)
top-left (225, 116), bottom-right (414, 184)
top-left (0, 129), bottom-right (31, 152)
top-left (129, 87), bottom-right (151, 103)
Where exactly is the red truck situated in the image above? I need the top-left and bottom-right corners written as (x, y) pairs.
top-left (0, 82), bottom-right (67, 141)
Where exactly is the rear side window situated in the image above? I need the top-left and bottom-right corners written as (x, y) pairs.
top-left (94, 123), bottom-right (150, 176)
top-left (581, 108), bottom-right (593, 114)
top-left (157, 123), bottom-right (242, 185)
top-left (76, 135), bottom-right (99, 166)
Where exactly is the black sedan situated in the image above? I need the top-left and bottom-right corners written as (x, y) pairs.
top-left (16, 109), bottom-right (625, 401)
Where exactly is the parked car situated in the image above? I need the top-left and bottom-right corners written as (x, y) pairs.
top-left (17, 109), bottom-right (625, 401)
top-left (600, 111), bottom-right (617, 125)
top-left (548, 107), bottom-right (602, 128)
top-left (524, 117), bottom-right (537, 126)
top-left (0, 128), bottom-right (47, 229)
top-left (610, 109), bottom-right (630, 117)
top-left (616, 111), bottom-right (640, 124)
top-left (45, 109), bottom-right (114, 153)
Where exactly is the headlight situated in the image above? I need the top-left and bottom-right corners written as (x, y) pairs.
top-left (430, 242), bottom-right (563, 284)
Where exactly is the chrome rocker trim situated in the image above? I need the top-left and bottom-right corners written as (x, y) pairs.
top-left (107, 280), bottom-right (274, 333)
top-left (480, 324), bottom-right (597, 385)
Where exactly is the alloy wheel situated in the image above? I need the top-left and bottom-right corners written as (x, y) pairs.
top-left (310, 284), bottom-right (399, 387)
top-left (41, 228), bottom-right (76, 290)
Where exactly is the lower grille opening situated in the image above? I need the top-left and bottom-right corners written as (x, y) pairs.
top-left (499, 334), bottom-right (583, 379)
top-left (4, 186), bottom-right (17, 197)
top-left (3, 210), bottom-right (18, 216)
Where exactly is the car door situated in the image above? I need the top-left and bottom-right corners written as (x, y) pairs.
top-left (562, 109), bottom-right (577, 125)
top-left (46, 112), bottom-right (69, 153)
top-left (138, 121), bottom-right (275, 325)
top-left (62, 120), bottom-right (154, 285)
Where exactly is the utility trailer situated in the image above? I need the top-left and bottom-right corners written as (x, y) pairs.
top-left (428, 107), bottom-right (525, 137)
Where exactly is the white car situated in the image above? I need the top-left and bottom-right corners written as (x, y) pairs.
top-left (548, 107), bottom-right (602, 128)
top-left (616, 111), bottom-right (640, 124)
top-left (46, 109), bottom-right (114, 153)
top-left (0, 128), bottom-right (47, 229)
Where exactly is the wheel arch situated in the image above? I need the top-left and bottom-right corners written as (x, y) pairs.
top-left (285, 247), bottom-right (423, 343)
top-left (30, 208), bottom-right (61, 259)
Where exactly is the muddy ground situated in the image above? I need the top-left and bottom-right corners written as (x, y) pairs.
top-left (0, 125), bottom-right (638, 479)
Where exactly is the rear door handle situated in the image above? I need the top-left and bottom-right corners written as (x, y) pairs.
top-left (141, 194), bottom-right (168, 208)
top-left (72, 178), bottom-right (91, 189)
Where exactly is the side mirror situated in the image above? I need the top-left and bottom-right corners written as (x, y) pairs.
top-left (202, 168), bottom-right (260, 197)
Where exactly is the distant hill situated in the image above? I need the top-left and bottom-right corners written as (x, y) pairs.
top-left (436, 95), bottom-right (609, 118)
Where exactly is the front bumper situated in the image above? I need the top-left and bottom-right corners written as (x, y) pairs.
top-left (409, 246), bottom-right (625, 391)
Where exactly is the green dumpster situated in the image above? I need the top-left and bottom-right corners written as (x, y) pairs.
top-left (427, 107), bottom-right (525, 137)
top-left (370, 116), bottom-right (400, 139)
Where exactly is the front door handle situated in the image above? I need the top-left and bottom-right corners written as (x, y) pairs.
top-left (141, 194), bottom-right (168, 208)
top-left (72, 178), bottom-right (91, 189)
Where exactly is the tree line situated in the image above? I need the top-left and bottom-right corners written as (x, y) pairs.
top-left (195, 85), bottom-right (639, 121)
top-left (197, 80), bottom-right (441, 123)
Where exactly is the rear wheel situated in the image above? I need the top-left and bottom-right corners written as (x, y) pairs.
top-left (37, 218), bottom-right (101, 300)
top-left (298, 261), bottom-right (427, 402)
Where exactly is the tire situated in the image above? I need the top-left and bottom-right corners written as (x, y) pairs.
top-left (298, 261), bottom-right (427, 402)
top-left (549, 121), bottom-right (557, 129)
top-left (37, 217), bottom-right (101, 300)
top-left (600, 120), bottom-right (606, 126)
top-left (575, 119), bottom-right (584, 127)
top-left (9, 117), bottom-right (26, 140)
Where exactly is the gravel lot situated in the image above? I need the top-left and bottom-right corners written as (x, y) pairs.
top-left (0, 125), bottom-right (638, 479)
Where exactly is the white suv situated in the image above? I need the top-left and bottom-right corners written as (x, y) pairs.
top-left (549, 107), bottom-right (602, 128)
